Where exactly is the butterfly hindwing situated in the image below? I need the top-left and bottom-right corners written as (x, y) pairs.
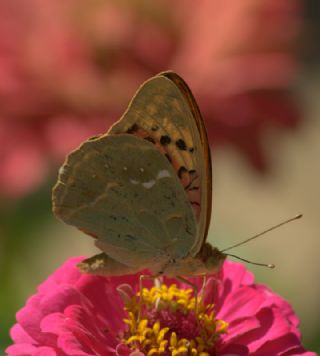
top-left (53, 134), bottom-right (197, 270)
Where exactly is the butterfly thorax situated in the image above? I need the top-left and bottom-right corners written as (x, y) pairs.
top-left (156, 243), bottom-right (226, 277)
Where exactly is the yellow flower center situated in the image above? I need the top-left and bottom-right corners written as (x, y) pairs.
top-left (121, 283), bottom-right (228, 355)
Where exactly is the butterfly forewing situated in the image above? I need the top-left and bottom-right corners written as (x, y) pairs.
top-left (109, 72), bottom-right (212, 255)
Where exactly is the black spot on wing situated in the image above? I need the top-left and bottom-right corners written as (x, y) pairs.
top-left (127, 123), bottom-right (139, 134)
top-left (176, 139), bottom-right (187, 150)
top-left (160, 135), bottom-right (171, 145)
top-left (178, 166), bottom-right (188, 178)
top-left (151, 125), bottom-right (159, 131)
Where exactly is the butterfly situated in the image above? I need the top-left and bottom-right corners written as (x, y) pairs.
top-left (52, 71), bottom-right (226, 277)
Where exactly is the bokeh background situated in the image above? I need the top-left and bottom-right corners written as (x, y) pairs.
top-left (1, 0), bottom-right (319, 353)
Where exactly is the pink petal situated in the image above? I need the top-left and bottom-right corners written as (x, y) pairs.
top-left (255, 333), bottom-right (315, 355)
top-left (222, 316), bottom-right (260, 342)
top-left (32, 347), bottom-right (59, 356)
top-left (217, 285), bottom-right (267, 321)
top-left (10, 323), bottom-right (36, 344)
top-left (222, 260), bottom-right (254, 288)
top-left (230, 307), bottom-right (305, 354)
top-left (6, 344), bottom-right (57, 356)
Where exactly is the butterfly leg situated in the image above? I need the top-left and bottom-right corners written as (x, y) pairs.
top-left (177, 275), bottom-right (208, 334)
top-left (176, 276), bottom-right (200, 315)
top-left (199, 274), bottom-right (207, 302)
top-left (138, 274), bottom-right (161, 323)
top-left (77, 253), bottom-right (139, 276)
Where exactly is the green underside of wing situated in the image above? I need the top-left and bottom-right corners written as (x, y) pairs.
top-left (53, 134), bottom-right (197, 268)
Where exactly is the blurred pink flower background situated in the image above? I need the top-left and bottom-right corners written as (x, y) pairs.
top-left (6, 257), bottom-right (315, 355)
top-left (0, 0), bottom-right (301, 197)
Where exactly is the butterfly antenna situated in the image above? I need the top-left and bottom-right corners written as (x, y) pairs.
top-left (225, 253), bottom-right (275, 268)
top-left (221, 214), bottom-right (303, 253)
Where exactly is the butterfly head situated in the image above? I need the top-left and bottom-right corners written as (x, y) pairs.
top-left (198, 243), bottom-right (227, 274)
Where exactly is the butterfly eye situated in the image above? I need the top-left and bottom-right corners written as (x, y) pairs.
top-left (123, 166), bottom-right (128, 171)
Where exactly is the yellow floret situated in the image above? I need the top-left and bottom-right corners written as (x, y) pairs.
top-left (122, 281), bottom-right (228, 355)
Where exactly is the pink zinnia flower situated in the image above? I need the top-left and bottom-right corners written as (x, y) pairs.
top-left (7, 257), bottom-right (314, 355)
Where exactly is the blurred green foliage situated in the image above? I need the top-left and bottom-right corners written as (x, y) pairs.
top-left (0, 181), bottom-right (53, 352)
